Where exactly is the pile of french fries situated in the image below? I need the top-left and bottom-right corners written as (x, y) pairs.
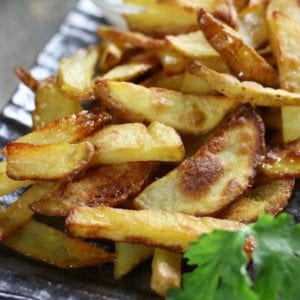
top-left (1, 0), bottom-right (300, 297)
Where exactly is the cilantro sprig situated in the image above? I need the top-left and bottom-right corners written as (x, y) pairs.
top-left (168, 213), bottom-right (300, 300)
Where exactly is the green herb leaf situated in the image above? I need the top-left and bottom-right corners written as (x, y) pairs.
top-left (168, 213), bottom-right (300, 300)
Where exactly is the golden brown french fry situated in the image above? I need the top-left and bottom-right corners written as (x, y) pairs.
top-left (30, 162), bottom-right (157, 216)
top-left (6, 142), bottom-right (94, 181)
top-left (114, 242), bottom-right (154, 280)
top-left (98, 25), bottom-right (165, 49)
top-left (66, 206), bottom-right (242, 253)
top-left (102, 62), bottom-right (156, 81)
top-left (33, 76), bottom-right (82, 128)
top-left (123, 0), bottom-right (237, 37)
top-left (267, 0), bottom-right (300, 25)
top-left (57, 47), bottom-right (99, 100)
top-left (233, 0), bottom-right (248, 11)
top-left (158, 49), bottom-right (188, 76)
top-left (14, 67), bottom-right (39, 92)
top-left (198, 9), bottom-right (278, 87)
top-left (262, 140), bottom-right (300, 177)
top-left (134, 105), bottom-right (265, 216)
top-left (220, 178), bottom-right (294, 223)
top-left (96, 80), bottom-right (235, 135)
top-left (86, 122), bottom-right (184, 164)
top-left (3, 109), bottom-right (111, 156)
top-left (189, 62), bottom-right (300, 107)
top-left (2, 220), bottom-right (113, 268)
top-left (151, 249), bottom-right (181, 297)
top-left (99, 42), bottom-right (123, 72)
top-left (0, 161), bottom-right (33, 196)
top-left (0, 182), bottom-right (54, 240)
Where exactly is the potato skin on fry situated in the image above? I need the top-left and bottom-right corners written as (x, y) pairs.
top-left (134, 104), bottom-right (265, 216)
top-left (198, 9), bottom-right (278, 87)
top-left (66, 206), bottom-right (242, 253)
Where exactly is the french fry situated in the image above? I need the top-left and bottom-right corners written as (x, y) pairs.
top-left (198, 9), bottom-right (278, 87)
top-left (30, 162), bottom-right (158, 216)
top-left (57, 47), bottom-right (99, 100)
top-left (151, 249), bottom-right (181, 297)
top-left (262, 140), bottom-right (300, 177)
top-left (220, 178), bottom-right (294, 223)
top-left (86, 122), bottom-right (184, 164)
top-left (189, 62), bottom-right (300, 107)
top-left (0, 182), bottom-right (54, 240)
top-left (0, 161), bottom-right (33, 196)
top-left (158, 49), bottom-right (188, 76)
top-left (268, 11), bottom-right (300, 142)
top-left (267, 0), bottom-right (300, 25)
top-left (134, 105), bottom-right (265, 216)
top-left (66, 206), bottom-right (242, 253)
top-left (14, 67), bottom-right (39, 92)
top-left (2, 220), bottom-right (113, 268)
top-left (99, 42), bottom-right (123, 72)
top-left (97, 25), bottom-right (165, 49)
top-left (2, 109), bottom-right (111, 156)
top-left (114, 242), bottom-right (154, 279)
top-left (96, 80), bottom-right (235, 135)
top-left (123, 0), bottom-right (236, 37)
top-left (6, 142), bottom-right (94, 181)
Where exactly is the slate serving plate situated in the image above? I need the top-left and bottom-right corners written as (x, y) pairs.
top-left (0, 1), bottom-right (299, 299)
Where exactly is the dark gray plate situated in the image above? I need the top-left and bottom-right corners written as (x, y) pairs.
top-left (0, 1), bottom-right (299, 299)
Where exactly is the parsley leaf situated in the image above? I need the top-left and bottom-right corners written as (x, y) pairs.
top-left (168, 213), bottom-right (300, 300)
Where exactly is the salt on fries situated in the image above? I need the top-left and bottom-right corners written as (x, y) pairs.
top-left (1, 0), bottom-right (300, 297)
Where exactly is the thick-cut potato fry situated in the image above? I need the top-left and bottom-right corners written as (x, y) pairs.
top-left (99, 42), bottom-right (123, 72)
top-left (220, 178), bottom-right (294, 223)
top-left (98, 26), bottom-right (165, 49)
top-left (198, 9), bottom-right (278, 87)
top-left (189, 62), bottom-right (300, 107)
top-left (33, 76), bottom-right (82, 128)
top-left (134, 105), bottom-right (265, 216)
top-left (158, 49), bottom-right (188, 76)
top-left (14, 67), bottom-right (39, 92)
top-left (57, 47), bottom-right (99, 100)
top-left (66, 206), bottom-right (242, 253)
top-left (102, 62), bottom-right (156, 81)
top-left (234, 0), bottom-right (248, 11)
top-left (96, 80), bottom-right (235, 135)
top-left (237, 0), bottom-right (269, 49)
top-left (124, 0), bottom-right (236, 37)
top-left (6, 142), bottom-right (94, 181)
top-left (267, 0), bottom-right (300, 25)
top-left (166, 31), bottom-right (219, 60)
top-left (2, 220), bottom-right (113, 268)
top-left (3, 110), bottom-right (111, 156)
top-left (262, 140), bottom-right (300, 177)
top-left (114, 242), bottom-right (154, 279)
top-left (268, 12), bottom-right (300, 142)
top-left (86, 122), bottom-right (184, 164)
top-left (30, 162), bottom-right (157, 216)
top-left (0, 161), bottom-right (33, 196)
top-left (0, 182), bottom-right (54, 240)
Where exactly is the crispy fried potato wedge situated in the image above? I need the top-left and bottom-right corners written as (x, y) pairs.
top-left (151, 249), bottom-right (181, 297)
top-left (96, 80), bottom-right (235, 135)
top-left (237, 0), bottom-right (269, 49)
top-left (98, 26), bottom-right (165, 49)
top-left (30, 162), bottom-right (157, 216)
top-left (3, 110), bottom-right (111, 156)
top-left (33, 76), bottom-right (82, 128)
top-left (268, 12), bottom-right (300, 142)
top-left (158, 49), bottom-right (188, 76)
top-left (134, 105), bottom-right (265, 216)
top-left (262, 140), bottom-right (300, 177)
top-left (14, 67), bottom-right (39, 92)
top-left (220, 178), bottom-right (294, 223)
top-left (234, 0), bottom-right (248, 11)
top-left (66, 206), bottom-right (242, 253)
top-left (267, 0), bottom-right (300, 25)
top-left (2, 220), bottom-right (113, 268)
top-left (189, 62), bottom-right (300, 107)
top-left (123, 0), bottom-right (236, 37)
top-left (198, 9), bottom-right (278, 87)
top-left (86, 122), bottom-right (184, 164)
top-left (99, 42), bottom-right (123, 73)
top-left (114, 242), bottom-right (154, 280)
top-left (0, 161), bottom-right (33, 196)
top-left (6, 142), bottom-right (94, 181)
top-left (102, 62), bottom-right (156, 81)
top-left (0, 182), bottom-right (54, 240)
top-left (57, 47), bottom-right (99, 100)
